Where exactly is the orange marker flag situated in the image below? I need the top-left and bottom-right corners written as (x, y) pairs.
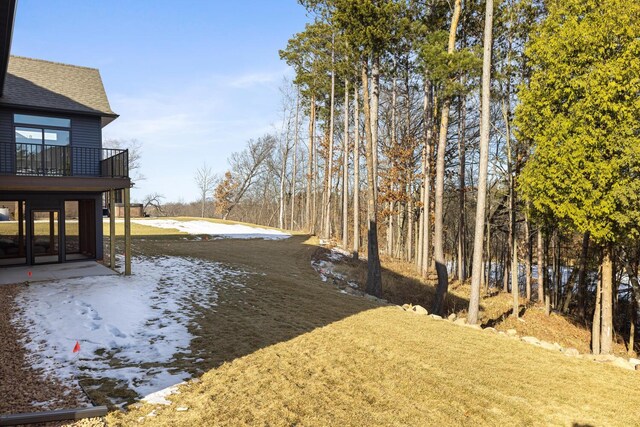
top-left (72, 341), bottom-right (81, 353)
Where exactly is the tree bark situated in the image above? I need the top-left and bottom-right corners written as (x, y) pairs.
top-left (362, 59), bottom-right (382, 297)
top-left (592, 264), bottom-right (602, 354)
top-left (342, 78), bottom-right (349, 248)
top-left (468, 0), bottom-right (494, 324)
top-left (432, 0), bottom-right (462, 315)
top-left (421, 80), bottom-right (433, 277)
top-left (290, 88), bottom-right (300, 230)
top-left (537, 228), bottom-right (544, 304)
top-left (353, 83), bottom-right (360, 258)
top-left (307, 97), bottom-right (316, 233)
top-left (324, 37), bottom-right (336, 239)
top-left (524, 212), bottom-right (532, 301)
top-left (457, 97), bottom-right (466, 282)
top-left (600, 244), bottom-right (614, 354)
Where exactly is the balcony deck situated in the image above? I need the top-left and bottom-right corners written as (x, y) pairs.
top-left (0, 142), bottom-right (131, 192)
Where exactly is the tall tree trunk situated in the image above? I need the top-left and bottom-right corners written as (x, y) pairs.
top-left (353, 83), bottom-right (360, 258)
top-left (468, 0), bottom-right (494, 323)
top-left (537, 228), bottom-right (544, 304)
top-left (630, 289), bottom-right (637, 356)
top-left (592, 264), bottom-right (602, 354)
top-left (342, 78), bottom-right (349, 248)
top-left (324, 37), bottom-right (336, 239)
top-left (432, 0), bottom-right (462, 315)
top-left (457, 97), bottom-right (467, 282)
top-left (421, 80), bottom-right (433, 277)
top-left (362, 59), bottom-right (382, 297)
top-left (290, 88), bottom-right (300, 230)
top-left (371, 59), bottom-right (380, 204)
top-left (307, 97), bottom-right (316, 233)
top-left (524, 212), bottom-right (532, 301)
top-left (278, 142), bottom-right (288, 230)
top-left (600, 244), bottom-right (614, 354)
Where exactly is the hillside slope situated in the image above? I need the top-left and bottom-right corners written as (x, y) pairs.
top-left (110, 306), bottom-right (640, 426)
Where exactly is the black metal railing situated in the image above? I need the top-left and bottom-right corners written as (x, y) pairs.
top-left (0, 142), bottom-right (129, 178)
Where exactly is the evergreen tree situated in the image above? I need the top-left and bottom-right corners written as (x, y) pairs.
top-left (517, 0), bottom-right (640, 354)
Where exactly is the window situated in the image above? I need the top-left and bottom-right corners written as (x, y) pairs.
top-left (14, 114), bottom-right (71, 175)
top-left (14, 114), bottom-right (70, 128)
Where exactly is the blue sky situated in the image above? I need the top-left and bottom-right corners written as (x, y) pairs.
top-left (11, 0), bottom-right (310, 202)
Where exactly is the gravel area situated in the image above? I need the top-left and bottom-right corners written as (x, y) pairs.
top-left (0, 283), bottom-right (88, 415)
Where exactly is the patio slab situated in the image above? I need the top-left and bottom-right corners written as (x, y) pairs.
top-left (0, 261), bottom-right (117, 285)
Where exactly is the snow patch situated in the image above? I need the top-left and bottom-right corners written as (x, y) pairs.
top-left (133, 219), bottom-right (291, 240)
top-left (14, 256), bottom-right (248, 400)
top-left (142, 381), bottom-right (185, 405)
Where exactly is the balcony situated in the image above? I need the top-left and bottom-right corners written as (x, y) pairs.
top-left (0, 142), bottom-right (128, 178)
top-left (0, 142), bottom-right (130, 192)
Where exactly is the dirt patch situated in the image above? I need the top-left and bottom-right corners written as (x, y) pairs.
top-left (494, 305), bottom-right (629, 355)
top-left (0, 284), bottom-right (87, 415)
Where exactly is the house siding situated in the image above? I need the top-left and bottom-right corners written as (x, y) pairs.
top-left (0, 107), bottom-right (103, 176)
top-left (0, 109), bottom-right (13, 174)
top-left (70, 115), bottom-right (102, 176)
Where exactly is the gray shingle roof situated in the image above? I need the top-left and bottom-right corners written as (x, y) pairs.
top-left (0, 56), bottom-right (118, 126)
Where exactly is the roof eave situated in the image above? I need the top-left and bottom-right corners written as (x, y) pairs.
top-left (0, 102), bottom-right (118, 127)
top-left (0, 0), bottom-right (17, 96)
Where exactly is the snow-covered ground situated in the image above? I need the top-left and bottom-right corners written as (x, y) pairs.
top-left (13, 256), bottom-right (248, 401)
top-left (132, 219), bottom-right (291, 240)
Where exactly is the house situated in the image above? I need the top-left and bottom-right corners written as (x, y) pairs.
top-left (0, 0), bottom-right (132, 273)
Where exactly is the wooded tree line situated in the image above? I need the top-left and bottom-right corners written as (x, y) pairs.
top-left (198, 0), bottom-right (639, 356)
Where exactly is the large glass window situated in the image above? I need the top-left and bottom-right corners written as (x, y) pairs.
top-left (14, 114), bottom-right (71, 175)
top-left (14, 114), bottom-right (70, 128)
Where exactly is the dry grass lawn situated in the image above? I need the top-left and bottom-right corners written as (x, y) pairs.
top-left (101, 219), bottom-right (640, 426)
top-left (5, 217), bottom-right (637, 425)
top-left (109, 306), bottom-right (640, 426)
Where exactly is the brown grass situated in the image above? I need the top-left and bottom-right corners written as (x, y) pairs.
top-left (109, 306), bottom-right (640, 427)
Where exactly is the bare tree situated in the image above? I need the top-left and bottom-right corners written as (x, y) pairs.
top-left (142, 192), bottom-right (165, 216)
top-left (194, 163), bottom-right (216, 218)
top-left (103, 138), bottom-right (145, 183)
top-left (215, 135), bottom-right (276, 220)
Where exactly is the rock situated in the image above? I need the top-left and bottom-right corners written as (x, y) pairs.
top-left (412, 305), bottom-right (429, 315)
top-left (612, 357), bottom-right (636, 371)
top-left (628, 357), bottom-right (640, 366)
top-left (447, 313), bottom-right (456, 321)
top-left (498, 331), bottom-right (506, 336)
top-left (176, 407), bottom-right (189, 412)
top-left (538, 341), bottom-right (562, 352)
top-left (402, 304), bottom-right (412, 311)
top-left (521, 336), bottom-right (540, 345)
top-left (506, 329), bottom-right (518, 337)
top-left (563, 348), bottom-right (580, 357)
top-left (636, 364), bottom-right (640, 371)
top-left (454, 318), bottom-right (467, 326)
top-left (593, 354), bottom-right (617, 362)
top-left (482, 326), bottom-right (496, 333)
top-left (429, 314), bottom-right (443, 320)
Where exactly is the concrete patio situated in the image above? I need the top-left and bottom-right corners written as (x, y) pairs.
top-left (0, 261), bottom-right (117, 285)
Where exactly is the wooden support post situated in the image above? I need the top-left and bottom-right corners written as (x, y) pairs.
top-left (18, 201), bottom-right (24, 256)
top-left (124, 187), bottom-right (131, 276)
top-left (109, 189), bottom-right (116, 269)
top-left (49, 211), bottom-right (55, 254)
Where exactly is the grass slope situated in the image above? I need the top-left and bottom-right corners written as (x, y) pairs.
top-left (110, 306), bottom-right (639, 426)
